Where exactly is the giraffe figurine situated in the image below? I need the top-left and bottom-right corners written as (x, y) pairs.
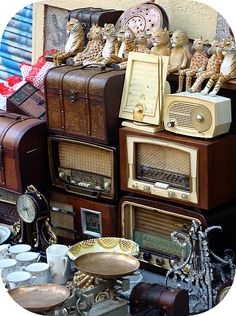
top-left (72, 24), bottom-right (104, 66)
top-left (188, 40), bottom-right (223, 92)
top-left (177, 37), bottom-right (209, 92)
top-left (201, 37), bottom-right (236, 96)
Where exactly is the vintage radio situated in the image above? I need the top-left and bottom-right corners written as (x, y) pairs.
top-left (49, 190), bottom-right (118, 244)
top-left (164, 92), bottom-right (231, 138)
top-left (119, 52), bottom-right (169, 133)
top-left (120, 195), bottom-right (236, 271)
top-left (119, 127), bottom-right (236, 210)
top-left (48, 136), bottom-right (119, 201)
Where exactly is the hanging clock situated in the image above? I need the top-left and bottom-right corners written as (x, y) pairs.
top-left (14, 185), bottom-right (57, 251)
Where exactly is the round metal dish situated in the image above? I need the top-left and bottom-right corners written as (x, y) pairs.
top-left (8, 283), bottom-right (70, 313)
top-left (75, 252), bottom-right (140, 279)
top-left (0, 225), bottom-right (11, 244)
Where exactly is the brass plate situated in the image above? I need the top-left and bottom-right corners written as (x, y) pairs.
top-left (75, 252), bottom-right (140, 279)
top-left (8, 284), bottom-right (70, 313)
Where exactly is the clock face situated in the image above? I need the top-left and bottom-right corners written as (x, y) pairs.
top-left (17, 195), bottom-right (37, 223)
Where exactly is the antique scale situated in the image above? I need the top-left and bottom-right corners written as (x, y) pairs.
top-left (14, 185), bottom-right (57, 250)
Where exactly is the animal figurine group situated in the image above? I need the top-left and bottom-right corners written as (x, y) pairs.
top-left (53, 19), bottom-right (236, 94)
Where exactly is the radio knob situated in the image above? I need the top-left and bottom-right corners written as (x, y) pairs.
top-left (143, 252), bottom-right (152, 262)
top-left (104, 181), bottom-right (111, 191)
top-left (168, 191), bottom-right (175, 198)
top-left (59, 172), bottom-right (66, 179)
top-left (143, 185), bottom-right (151, 192)
top-left (167, 120), bottom-right (175, 128)
top-left (155, 257), bottom-right (164, 266)
top-left (181, 193), bottom-right (188, 200)
top-left (196, 114), bottom-right (204, 122)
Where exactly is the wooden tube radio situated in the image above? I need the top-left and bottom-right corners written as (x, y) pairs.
top-left (119, 127), bottom-right (236, 210)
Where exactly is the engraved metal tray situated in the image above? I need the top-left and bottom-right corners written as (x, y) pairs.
top-left (67, 237), bottom-right (139, 260)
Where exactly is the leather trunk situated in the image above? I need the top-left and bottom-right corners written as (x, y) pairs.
top-left (45, 65), bottom-right (125, 144)
top-left (69, 7), bottom-right (123, 46)
top-left (0, 111), bottom-right (49, 194)
top-left (7, 83), bottom-right (46, 120)
top-left (130, 282), bottom-right (189, 316)
top-left (49, 189), bottom-right (118, 244)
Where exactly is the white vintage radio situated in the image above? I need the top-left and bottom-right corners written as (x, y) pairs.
top-left (164, 92), bottom-right (231, 138)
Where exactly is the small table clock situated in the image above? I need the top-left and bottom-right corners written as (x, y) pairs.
top-left (14, 185), bottom-right (57, 251)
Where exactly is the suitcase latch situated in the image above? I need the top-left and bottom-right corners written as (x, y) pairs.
top-left (69, 91), bottom-right (78, 103)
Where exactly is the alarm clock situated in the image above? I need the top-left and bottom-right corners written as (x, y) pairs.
top-left (15, 185), bottom-right (57, 250)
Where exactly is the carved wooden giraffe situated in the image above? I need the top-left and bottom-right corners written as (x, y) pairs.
top-left (72, 24), bottom-right (104, 66)
top-left (177, 37), bottom-right (209, 92)
top-left (189, 40), bottom-right (223, 92)
top-left (201, 37), bottom-right (236, 96)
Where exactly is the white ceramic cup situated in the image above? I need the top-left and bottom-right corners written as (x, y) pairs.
top-left (6, 271), bottom-right (37, 289)
top-left (16, 252), bottom-right (41, 267)
top-left (22, 262), bottom-right (49, 284)
top-left (8, 244), bottom-right (31, 259)
top-left (0, 259), bottom-right (18, 282)
top-left (0, 244), bottom-right (10, 259)
top-left (46, 244), bottom-right (70, 284)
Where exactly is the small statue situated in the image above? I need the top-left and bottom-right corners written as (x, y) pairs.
top-left (189, 40), bottom-right (223, 92)
top-left (168, 30), bottom-right (191, 74)
top-left (150, 27), bottom-right (171, 56)
top-left (53, 18), bottom-right (84, 66)
top-left (177, 37), bottom-right (209, 92)
top-left (201, 37), bottom-right (236, 96)
top-left (72, 24), bottom-right (104, 66)
top-left (133, 30), bottom-right (151, 54)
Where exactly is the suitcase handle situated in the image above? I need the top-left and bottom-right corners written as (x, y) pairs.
top-left (0, 113), bottom-right (23, 120)
top-left (64, 182), bottom-right (101, 198)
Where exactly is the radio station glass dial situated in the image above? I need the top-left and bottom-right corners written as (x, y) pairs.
top-left (16, 195), bottom-right (37, 223)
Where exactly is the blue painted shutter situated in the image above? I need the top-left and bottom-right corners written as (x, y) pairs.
top-left (0, 4), bottom-right (32, 82)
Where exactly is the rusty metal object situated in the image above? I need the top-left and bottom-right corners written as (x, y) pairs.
top-left (75, 252), bottom-right (140, 279)
top-left (8, 284), bottom-right (70, 313)
top-left (115, 1), bottom-right (169, 38)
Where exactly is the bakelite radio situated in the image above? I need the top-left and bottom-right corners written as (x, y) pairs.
top-left (164, 92), bottom-right (232, 138)
top-left (120, 195), bottom-right (236, 271)
top-left (48, 136), bottom-right (119, 201)
top-left (49, 190), bottom-right (118, 244)
top-left (119, 127), bottom-right (236, 210)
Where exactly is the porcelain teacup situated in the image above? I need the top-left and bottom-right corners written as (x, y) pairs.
top-left (6, 270), bottom-right (37, 289)
top-left (8, 244), bottom-right (31, 259)
top-left (0, 259), bottom-right (18, 282)
top-left (16, 252), bottom-right (41, 267)
top-left (0, 244), bottom-right (10, 259)
top-left (22, 262), bottom-right (49, 284)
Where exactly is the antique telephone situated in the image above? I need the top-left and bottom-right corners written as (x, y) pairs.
top-left (13, 185), bottom-right (57, 251)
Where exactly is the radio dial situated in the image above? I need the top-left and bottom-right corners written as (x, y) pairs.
top-left (155, 257), bottom-right (164, 266)
top-left (143, 251), bottom-right (152, 262)
top-left (59, 172), bottom-right (66, 179)
top-left (181, 193), bottom-right (188, 200)
top-left (104, 181), bottom-right (111, 191)
top-left (167, 120), bottom-right (175, 128)
top-left (196, 114), bottom-right (204, 122)
top-left (168, 191), bottom-right (175, 198)
top-left (143, 185), bottom-right (151, 192)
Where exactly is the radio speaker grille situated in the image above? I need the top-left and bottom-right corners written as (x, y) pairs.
top-left (135, 207), bottom-right (193, 237)
top-left (58, 142), bottom-right (112, 177)
top-left (169, 103), bottom-right (197, 128)
top-left (136, 143), bottom-right (190, 175)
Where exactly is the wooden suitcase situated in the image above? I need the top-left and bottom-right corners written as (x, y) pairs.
top-left (45, 65), bottom-right (125, 144)
top-left (49, 189), bottom-right (118, 244)
top-left (0, 111), bottom-right (49, 194)
top-left (7, 83), bottom-right (46, 120)
top-left (69, 7), bottom-right (123, 46)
